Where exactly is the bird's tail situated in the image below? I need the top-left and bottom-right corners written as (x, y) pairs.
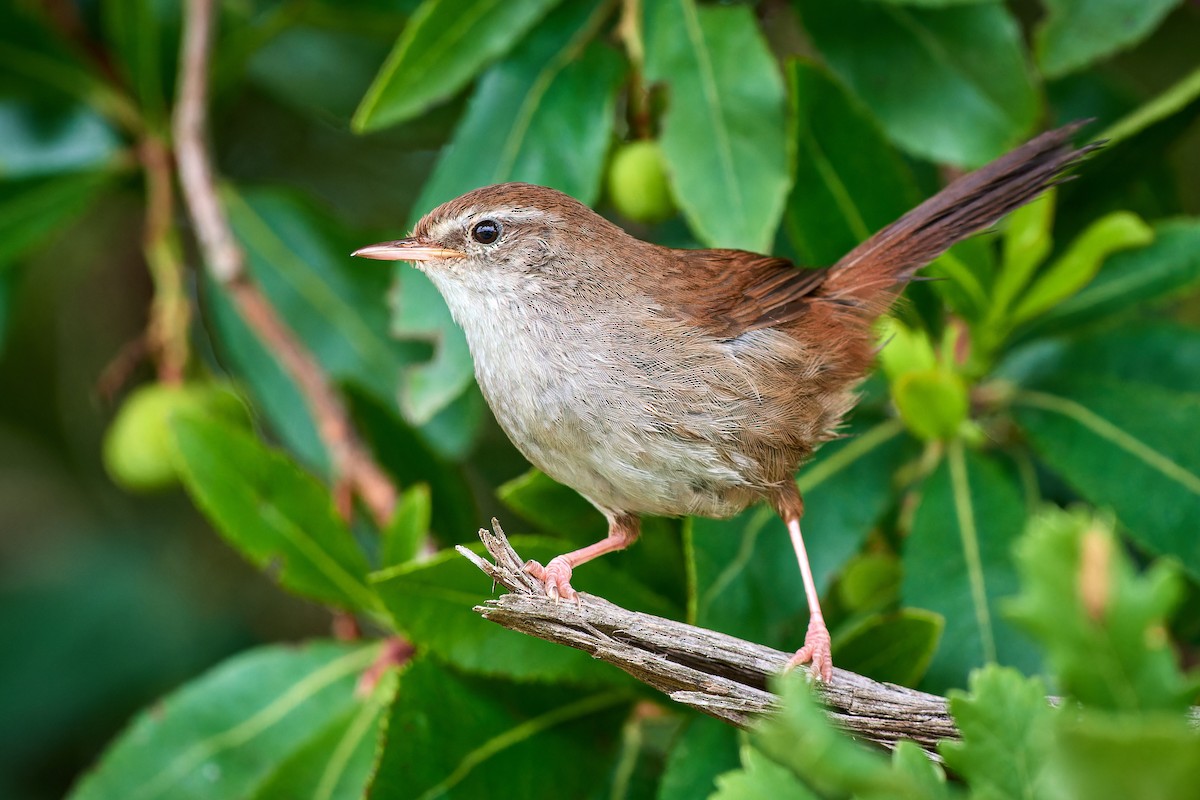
top-left (820, 122), bottom-right (1101, 315)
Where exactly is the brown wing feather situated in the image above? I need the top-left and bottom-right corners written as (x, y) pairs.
top-left (665, 248), bottom-right (829, 337)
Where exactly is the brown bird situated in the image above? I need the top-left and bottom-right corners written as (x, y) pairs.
top-left (355, 123), bottom-right (1097, 681)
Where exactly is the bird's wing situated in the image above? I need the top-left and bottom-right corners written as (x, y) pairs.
top-left (660, 248), bottom-right (830, 337)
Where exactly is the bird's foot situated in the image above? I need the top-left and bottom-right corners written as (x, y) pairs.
top-left (785, 614), bottom-right (833, 682)
top-left (523, 556), bottom-right (578, 602)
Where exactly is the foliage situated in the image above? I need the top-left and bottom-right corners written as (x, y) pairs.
top-left (717, 509), bottom-right (1200, 800)
top-left (3, 0), bottom-right (1200, 797)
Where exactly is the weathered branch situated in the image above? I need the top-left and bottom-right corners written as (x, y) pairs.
top-left (457, 520), bottom-right (960, 755)
top-left (173, 0), bottom-right (397, 526)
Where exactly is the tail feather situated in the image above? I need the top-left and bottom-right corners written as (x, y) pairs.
top-left (821, 122), bottom-right (1102, 314)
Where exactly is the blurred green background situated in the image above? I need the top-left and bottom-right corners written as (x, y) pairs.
top-left (3, 0), bottom-right (1200, 798)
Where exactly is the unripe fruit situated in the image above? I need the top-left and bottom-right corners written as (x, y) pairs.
top-left (891, 368), bottom-right (969, 442)
top-left (607, 140), bottom-right (676, 223)
top-left (103, 382), bottom-right (250, 492)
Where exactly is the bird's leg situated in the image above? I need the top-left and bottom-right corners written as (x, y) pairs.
top-left (524, 512), bottom-right (640, 601)
top-left (773, 484), bottom-right (834, 682)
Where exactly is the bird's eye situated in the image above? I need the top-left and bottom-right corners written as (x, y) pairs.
top-left (472, 220), bottom-right (501, 244)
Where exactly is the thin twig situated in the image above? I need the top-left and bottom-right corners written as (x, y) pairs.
top-left (173, 0), bottom-right (397, 526)
top-left (458, 520), bottom-right (960, 755)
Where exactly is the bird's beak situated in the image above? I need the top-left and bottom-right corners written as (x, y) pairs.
top-left (351, 238), bottom-right (465, 262)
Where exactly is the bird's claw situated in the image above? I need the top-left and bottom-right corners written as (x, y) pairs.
top-left (785, 615), bottom-right (833, 682)
top-left (523, 556), bottom-right (578, 602)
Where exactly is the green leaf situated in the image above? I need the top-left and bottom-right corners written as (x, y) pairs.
top-left (0, 170), bottom-right (114, 265)
top-left (352, 0), bottom-right (564, 131)
top-left (939, 665), bottom-right (1055, 800)
top-left (1014, 381), bottom-right (1200, 579)
top-left (994, 190), bottom-right (1057, 320)
top-left (1010, 211), bottom-right (1154, 326)
top-left (1100, 64), bottom-right (1200, 145)
top-left (393, 0), bottom-right (624, 423)
top-left (883, 741), bottom-right (952, 800)
top-left (344, 385), bottom-right (479, 538)
top-left (102, 0), bottom-right (180, 129)
top-left (68, 641), bottom-right (378, 800)
top-left (793, 0), bottom-right (1038, 167)
top-left (248, 25), bottom-right (394, 121)
top-left (170, 412), bottom-right (379, 614)
top-left (644, 0), bottom-right (790, 252)
top-left (784, 60), bottom-right (922, 266)
top-left (250, 668), bottom-right (397, 800)
top-left (381, 484), bottom-right (431, 568)
top-left (902, 443), bottom-right (1039, 691)
top-left (657, 716), bottom-right (740, 800)
top-left (497, 468), bottom-right (686, 600)
top-left (1035, 0), bottom-right (1185, 79)
top-left (369, 536), bottom-right (675, 684)
top-left (1030, 219), bottom-right (1200, 335)
top-left (752, 675), bottom-right (929, 799)
top-left (1045, 710), bottom-right (1200, 800)
top-left (690, 418), bottom-right (912, 646)
top-left (710, 744), bottom-right (817, 800)
top-left (1007, 507), bottom-right (1200, 712)
top-left (837, 552), bottom-right (902, 614)
top-left (226, 188), bottom-right (423, 406)
top-left (367, 657), bottom-right (630, 799)
top-left (1000, 323), bottom-right (1200, 395)
top-left (0, 4), bottom-right (137, 128)
top-left (832, 608), bottom-right (944, 687)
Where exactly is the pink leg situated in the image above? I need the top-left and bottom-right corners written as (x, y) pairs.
top-left (774, 486), bottom-right (833, 681)
top-left (525, 512), bottom-right (640, 601)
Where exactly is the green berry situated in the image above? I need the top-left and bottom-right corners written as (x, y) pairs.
top-left (607, 140), bottom-right (676, 224)
top-left (103, 381), bottom-right (250, 492)
top-left (892, 369), bottom-right (969, 442)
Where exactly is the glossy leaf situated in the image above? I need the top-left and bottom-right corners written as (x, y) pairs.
top-left (794, 0), bottom-right (1038, 167)
top-left (1010, 211), bottom-right (1154, 326)
top-left (210, 187), bottom-right (449, 470)
top-left (1007, 507), bottom-right (1200, 711)
top-left (393, 0), bottom-right (624, 423)
top-left (1035, 0), bottom-right (1185, 78)
top-left (381, 483), bottom-right (431, 568)
top-left (902, 443), bottom-right (1039, 692)
top-left (226, 188), bottom-right (421, 405)
top-left (369, 536), bottom-right (675, 684)
top-left (939, 665), bottom-right (1055, 800)
top-left (170, 413), bottom-right (380, 614)
top-left (1015, 380), bottom-right (1200, 579)
top-left (1030, 219), bottom-right (1200, 335)
top-left (658, 716), bottom-right (741, 800)
top-left (784, 60), bottom-right (922, 266)
top-left (644, 0), bottom-right (790, 252)
top-left (367, 657), bottom-right (630, 799)
top-left (68, 641), bottom-right (377, 800)
top-left (690, 418), bottom-right (912, 646)
top-left (832, 608), bottom-right (944, 687)
top-left (352, 0), bottom-right (563, 131)
top-left (0, 102), bottom-right (122, 178)
top-left (250, 669), bottom-right (396, 800)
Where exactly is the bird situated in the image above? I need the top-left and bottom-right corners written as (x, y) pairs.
top-left (354, 123), bottom-right (1097, 681)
